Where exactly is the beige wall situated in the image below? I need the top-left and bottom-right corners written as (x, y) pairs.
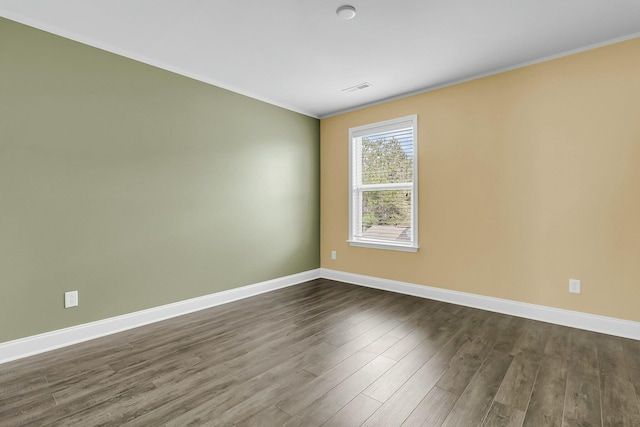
top-left (321, 38), bottom-right (640, 322)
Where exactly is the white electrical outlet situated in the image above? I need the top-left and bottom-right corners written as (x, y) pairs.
top-left (331, 250), bottom-right (337, 260)
top-left (65, 290), bottom-right (79, 308)
top-left (569, 279), bottom-right (581, 294)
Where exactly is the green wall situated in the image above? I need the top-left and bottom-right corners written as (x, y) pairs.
top-left (0, 18), bottom-right (320, 343)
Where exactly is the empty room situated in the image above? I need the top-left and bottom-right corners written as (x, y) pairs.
top-left (1, 1), bottom-right (640, 426)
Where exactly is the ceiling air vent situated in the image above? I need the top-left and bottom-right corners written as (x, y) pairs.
top-left (342, 82), bottom-right (373, 93)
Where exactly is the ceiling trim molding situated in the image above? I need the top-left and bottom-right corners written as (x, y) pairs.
top-left (320, 32), bottom-right (640, 119)
top-left (3, 9), bottom-right (638, 121)
top-left (0, 11), bottom-right (319, 119)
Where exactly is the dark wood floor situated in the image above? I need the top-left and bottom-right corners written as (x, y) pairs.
top-left (2, 279), bottom-right (640, 426)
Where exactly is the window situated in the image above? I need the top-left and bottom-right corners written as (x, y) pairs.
top-left (348, 115), bottom-right (418, 252)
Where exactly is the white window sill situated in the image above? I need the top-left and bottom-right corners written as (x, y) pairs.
top-left (347, 240), bottom-right (419, 252)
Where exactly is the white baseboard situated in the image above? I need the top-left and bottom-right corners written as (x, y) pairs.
top-left (3, 267), bottom-right (638, 365)
top-left (319, 268), bottom-right (640, 340)
top-left (0, 269), bottom-right (321, 365)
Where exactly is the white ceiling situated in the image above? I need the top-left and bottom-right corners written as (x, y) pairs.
top-left (1, 0), bottom-right (639, 118)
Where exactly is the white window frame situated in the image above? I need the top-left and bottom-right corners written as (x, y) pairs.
top-left (348, 114), bottom-right (419, 252)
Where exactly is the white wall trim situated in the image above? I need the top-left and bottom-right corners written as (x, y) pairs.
top-left (4, 267), bottom-right (638, 365)
top-left (319, 268), bottom-right (640, 340)
top-left (320, 32), bottom-right (640, 119)
top-left (0, 269), bottom-right (321, 365)
top-left (0, 12), bottom-right (318, 119)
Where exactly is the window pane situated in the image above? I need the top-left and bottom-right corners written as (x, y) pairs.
top-left (349, 114), bottom-right (417, 250)
top-left (360, 190), bottom-right (412, 242)
top-left (362, 128), bottom-right (413, 185)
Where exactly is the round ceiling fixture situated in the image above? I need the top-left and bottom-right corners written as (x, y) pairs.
top-left (336, 5), bottom-right (356, 20)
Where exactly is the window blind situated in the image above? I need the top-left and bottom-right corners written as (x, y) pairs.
top-left (351, 119), bottom-right (416, 246)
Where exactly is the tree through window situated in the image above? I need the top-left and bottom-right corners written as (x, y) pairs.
top-left (349, 115), bottom-right (418, 251)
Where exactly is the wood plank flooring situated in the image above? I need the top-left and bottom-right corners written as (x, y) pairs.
top-left (1, 279), bottom-right (639, 426)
